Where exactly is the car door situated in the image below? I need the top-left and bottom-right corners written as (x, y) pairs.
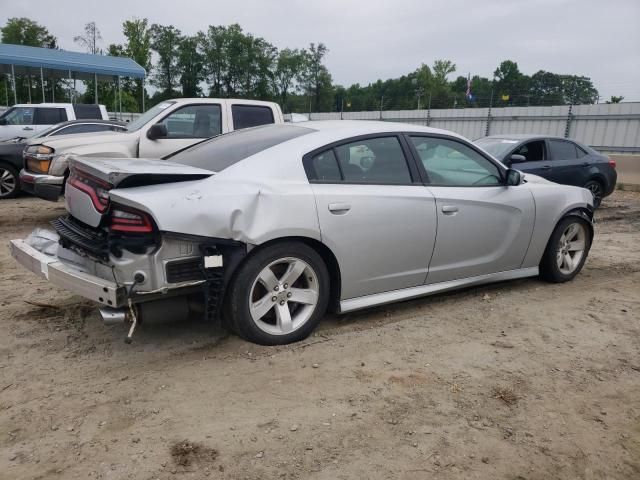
top-left (138, 103), bottom-right (223, 158)
top-left (0, 106), bottom-right (35, 140)
top-left (508, 139), bottom-right (552, 179)
top-left (546, 138), bottom-right (588, 187)
top-left (407, 135), bottom-right (535, 284)
top-left (306, 135), bottom-right (438, 300)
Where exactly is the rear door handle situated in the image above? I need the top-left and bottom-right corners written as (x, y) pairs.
top-left (441, 205), bottom-right (459, 215)
top-left (22, 127), bottom-right (33, 131)
top-left (328, 203), bottom-right (351, 214)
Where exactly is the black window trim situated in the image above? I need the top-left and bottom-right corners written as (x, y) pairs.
top-left (302, 132), bottom-right (421, 186)
top-left (154, 102), bottom-right (223, 140)
top-left (404, 132), bottom-right (508, 187)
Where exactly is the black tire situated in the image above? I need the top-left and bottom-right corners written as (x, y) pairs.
top-left (224, 241), bottom-right (330, 345)
top-left (0, 163), bottom-right (20, 199)
top-left (584, 179), bottom-right (603, 208)
top-left (539, 216), bottom-right (592, 283)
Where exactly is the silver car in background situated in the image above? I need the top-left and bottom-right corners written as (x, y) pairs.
top-left (10, 121), bottom-right (594, 345)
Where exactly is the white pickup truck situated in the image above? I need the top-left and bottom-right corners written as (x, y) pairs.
top-left (21, 98), bottom-right (284, 201)
top-left (0, 103), bottom-right (109, 142)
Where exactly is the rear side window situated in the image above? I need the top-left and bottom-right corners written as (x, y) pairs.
top-left (35, 108), bottom-right (67, 125)
top-left (549, 139), bottom-right (578, 160)
top-left (232, 105), bottom-right (275, 130)
top-left (305, 136), bottom-right (413, 185)
top-left (308, 150), bottom-right (342, 182)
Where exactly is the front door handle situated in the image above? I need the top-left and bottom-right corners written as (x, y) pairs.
top-left (441, 205), bottom-right (459, 215)
top-left (328, 202), bottom-right (351, 215)
top-left (541, 165), bottom-right (552, 170)
top-left (22, 127), bottom-right (34, 131)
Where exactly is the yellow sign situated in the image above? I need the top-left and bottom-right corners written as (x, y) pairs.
top-left (501, 94), bottom-right (510, 101)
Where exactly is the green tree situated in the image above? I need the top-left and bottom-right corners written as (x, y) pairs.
top-left (300, 43), bottom-right (333, 112)
top-left (177, 36), bottom-right (203, 97)
top-left (529, 70), bottom-right (564, 106)
top-left (606, 95), bottom-right (624, 104)
top-left (493, 60), bottom-right (531, 106)
top-left (272, 48), bottom-right (306, 108)
top-left (150, 24), bottom-right (182, 96)
top-left (0, 17), bottom-right (56, 48)
top-left (123, 18), bottom-right (152, 111)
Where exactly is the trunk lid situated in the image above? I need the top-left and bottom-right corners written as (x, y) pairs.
top-left (65, 156), bottom-right (213, 227)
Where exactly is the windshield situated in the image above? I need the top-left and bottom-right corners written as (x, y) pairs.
top-left (126, 101), bottom-right (176, 131)
top-left (169, 124), bottom-right (314, 172)
top-left (474, 138), bottom-right (520, 159)
top-left (0, 106), bottom-right (35, 125)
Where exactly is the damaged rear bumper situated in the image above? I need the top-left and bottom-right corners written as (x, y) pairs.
top-left (10, 233), bottom-right (127, 307)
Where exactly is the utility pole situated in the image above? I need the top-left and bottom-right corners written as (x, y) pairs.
top-left (379, 95), bottom-right (384, 119)
top-left (485, 88), bottom-right (494, 137)
top-left (415, 87), bottom-right (424, 110)
top-left (426, 91), bottom-right (432, 126)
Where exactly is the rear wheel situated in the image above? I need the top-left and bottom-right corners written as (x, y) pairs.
top-left (584, 180), bottom-right (603, 208)
top-left (0, 164), bottom-right (20, 199)
top-left (540, 216), bottom-right (592, 283)
top-left (225, 242), bottom-right (330, 345)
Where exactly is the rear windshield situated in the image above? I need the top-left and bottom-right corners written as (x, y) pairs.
top-left (474, 138), bottom-right (520, 159)
top-left (168, 124), bottom-right (314, 172)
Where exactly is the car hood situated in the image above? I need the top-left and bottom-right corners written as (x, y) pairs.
top-left (522, 172), bottom-right (553, 184)
top-left (26, 130), bottom-right (134, 150)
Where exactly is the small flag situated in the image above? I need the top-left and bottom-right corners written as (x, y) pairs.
top-left (501, 94), bottom-right (510, 101)
top-left (465, 74), bottom-right (473, 100)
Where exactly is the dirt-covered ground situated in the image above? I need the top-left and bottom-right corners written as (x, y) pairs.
top-left (0, 191), bottom-right (639, 480)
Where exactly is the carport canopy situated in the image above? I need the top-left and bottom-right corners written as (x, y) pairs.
top-left (0, 43), bottom-right (145, 80)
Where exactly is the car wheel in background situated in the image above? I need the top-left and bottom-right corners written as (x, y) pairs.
top-left (584, 180), bottom-right (603, 208)
top-left (540, 216), bottom-right (592, 283)
top-left (225, 241), bottom-right (330, 345)
top-left (0, 164), bottom-right (20, 199)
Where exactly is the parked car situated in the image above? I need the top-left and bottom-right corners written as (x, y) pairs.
top-left (0, 119), bottom-right (126, 199)
top-left (0, 103), bottom-right (109, 142)
top-left (10, 121), bottom-right (594, 345)
top-left (474, 134), bottom-right (616, 207)
top-left (20, 98), bottom-right (285, 201)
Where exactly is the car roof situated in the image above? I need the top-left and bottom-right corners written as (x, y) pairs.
top-left (298, 120), bottom-right (467, 140)
top-left (480, 134), bottom-right (567, 141)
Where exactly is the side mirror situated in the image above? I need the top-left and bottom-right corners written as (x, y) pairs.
top-left (146, 123), bottom-right (168, 140)
top-left (0, 118), bottom-right (7, 126)
top-left (509, 154), bottom-right (526, 164)
top-left (506, 169), bottom-right (523, 186)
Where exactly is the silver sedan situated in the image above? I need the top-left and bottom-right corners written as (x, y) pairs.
top-left (11, 121), bottom-right (594, 345)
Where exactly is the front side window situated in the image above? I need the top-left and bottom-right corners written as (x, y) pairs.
top-left (0, 107), bottom-right (35, 125)
top-left (232, 105), bottom-right (275, 130)
top-left (549, 139), bottom-right (578, 160)
top-left (159, 104), bottom-right (222, 138)
top-left (513, 140), bottom-right (546, 161)
top-left (411, 136), bottom-right (502, 186)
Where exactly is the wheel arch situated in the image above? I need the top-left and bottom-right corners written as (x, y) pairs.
top-left (243, 236), bottom-right (342, 313)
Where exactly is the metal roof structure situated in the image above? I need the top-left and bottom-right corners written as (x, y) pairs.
top-left (0, 43), bottom-right (145, 80)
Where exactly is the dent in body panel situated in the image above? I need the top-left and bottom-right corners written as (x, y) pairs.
top-left (109, 176), bottom-right (322, 247)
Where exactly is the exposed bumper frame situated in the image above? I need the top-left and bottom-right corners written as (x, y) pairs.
top-left (10, 239), bottom-right (127, 307)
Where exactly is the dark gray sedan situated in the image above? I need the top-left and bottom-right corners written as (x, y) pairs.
top-left (474, 135), bottom-right (617, 207)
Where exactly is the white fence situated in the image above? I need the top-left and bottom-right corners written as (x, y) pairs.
top-left (305, 102), bottom-right (640, 153)
top-left (2, 102), bottom-right (639, 152)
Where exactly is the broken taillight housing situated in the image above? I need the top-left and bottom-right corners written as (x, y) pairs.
top-left (109, 204), bottom-right (155, 233)
top-left (67, 168), bottom-right (112, 213)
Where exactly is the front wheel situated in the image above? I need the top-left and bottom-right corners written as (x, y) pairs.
top-left (0, 164), bottom-right (20, 199)
top-left (540, 216), bottom-right (592, 283)
top-left (225, 242), bottom-right (330, 345)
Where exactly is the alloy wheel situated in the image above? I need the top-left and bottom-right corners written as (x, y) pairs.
top-left (0, 167), bottom-right (17, 198)
top-left (249, 257), bottom-right (319, 336)
top-left (556, 222), bottom-right (587, 275)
